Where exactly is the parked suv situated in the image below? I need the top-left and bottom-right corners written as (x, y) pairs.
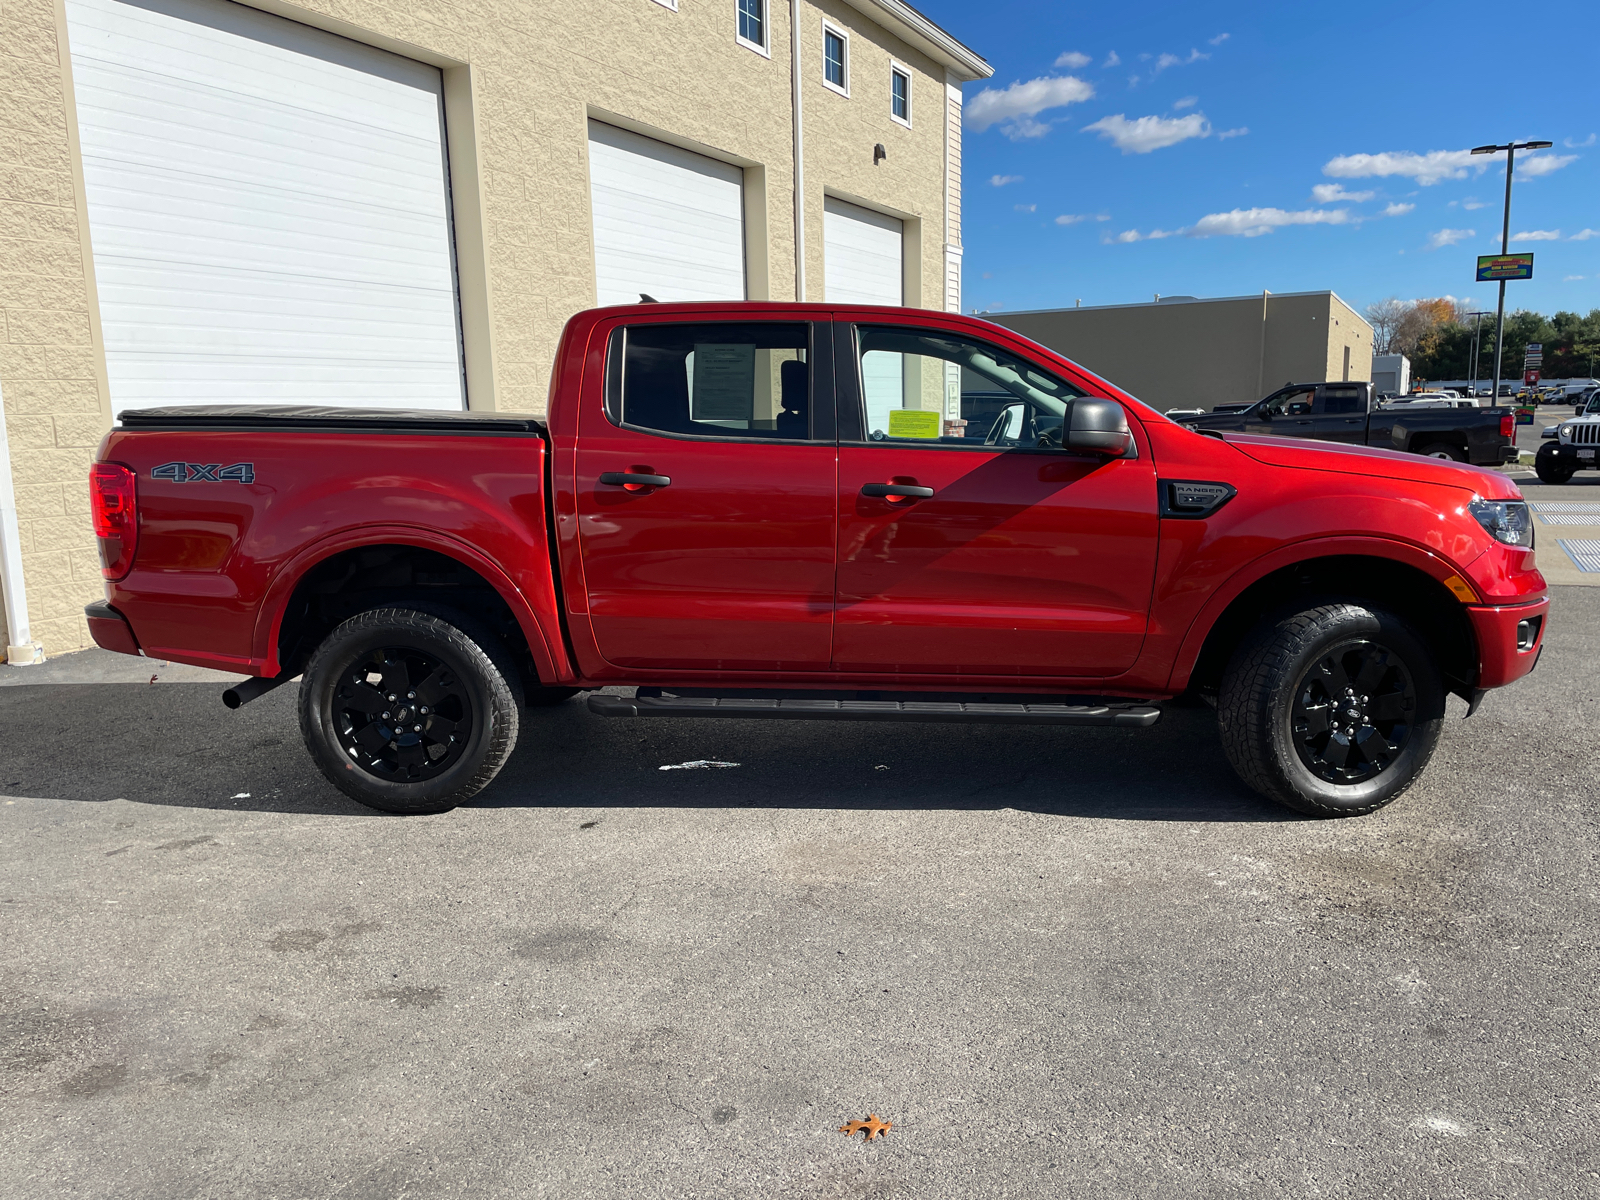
top-left (1536, 397), bottom-right (1600, 482)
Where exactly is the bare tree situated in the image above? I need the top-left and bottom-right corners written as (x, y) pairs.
top-left (1365, 297), bottom-right (1408, 355)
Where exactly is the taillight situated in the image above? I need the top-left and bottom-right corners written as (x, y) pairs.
top-left (90, 462), bottom-right (138, 580)
top-left (1500, 413), bottom-right (1515, 438)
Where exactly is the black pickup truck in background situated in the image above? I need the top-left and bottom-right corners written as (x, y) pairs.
top-left (1172, 381), bottom-right (1518, 465)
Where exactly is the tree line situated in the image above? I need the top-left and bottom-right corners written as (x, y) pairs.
top-left (1364, 298), bottom-right (1600, 381)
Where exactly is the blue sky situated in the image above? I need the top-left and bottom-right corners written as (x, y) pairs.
top-left (916, 0), bottom-right (1600, 318)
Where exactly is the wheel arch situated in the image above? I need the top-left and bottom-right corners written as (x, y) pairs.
top-left (1172, 542), bottom-right (1479, 701)
top-left (253, 528), bottom-right (565, 688)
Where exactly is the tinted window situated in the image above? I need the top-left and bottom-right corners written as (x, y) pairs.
top-left (1319, 387), bottom-right (1365, 415)
top-left (616, 323), bottom-right (812, 440)
top-left (1262, 387), bottom-right (1316, 417)
top-left (854, 326), bottom-right (1085, 448)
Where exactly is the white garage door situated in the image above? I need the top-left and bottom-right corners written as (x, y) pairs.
top-left (823, 197), bottom-right (903, 306)
top-left (588, 121), bottom-right (746, 307)
top-left (824, 198), bottom-right (905, 433)
top-left (64, 0), bottom-right (464, 414)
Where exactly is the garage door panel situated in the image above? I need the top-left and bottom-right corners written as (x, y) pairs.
top-left (66, 0), bottom-right (464, 412)
top-left (823, 197), bottom-right (903, 307)
top-left (588, 120), bottom-right (746, 306)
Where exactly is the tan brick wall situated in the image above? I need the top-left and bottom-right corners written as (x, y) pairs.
top-left (0, 0), bottom-right (973, 659)
top-left (1, 0), bottom-right (111, 659)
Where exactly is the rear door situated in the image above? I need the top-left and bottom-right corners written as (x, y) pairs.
top-left (1307, 384), bottom-right (1369, 443)
top-left (831, 319), bottom-right (1159, 678)
top-left (574, 318), bottom-right (838, 671)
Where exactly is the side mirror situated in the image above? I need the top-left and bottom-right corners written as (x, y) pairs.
top-left (1066, 399), bottom-right (1133, 457)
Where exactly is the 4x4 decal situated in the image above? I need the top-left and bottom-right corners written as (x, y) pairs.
top-left (151, 462), bottom-right (255, 483)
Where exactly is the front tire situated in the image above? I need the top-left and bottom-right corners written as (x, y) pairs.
top-left (1217, 604), bottom-right (1444, 817)
top-left (298, 607), bottom-right (523, 814)
top-left (1534, 449), bottom-right (1575, 484)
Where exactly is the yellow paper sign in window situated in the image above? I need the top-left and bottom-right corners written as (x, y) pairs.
top-left (887, 409), bottom-right (942, 439)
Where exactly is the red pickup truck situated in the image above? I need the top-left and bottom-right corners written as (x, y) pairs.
top-left (86, 303), bottom-right (1547, 819)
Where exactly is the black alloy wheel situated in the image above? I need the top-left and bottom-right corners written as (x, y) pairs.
top-left (333, 646), bottom-right (473, 783)
top-left (1289, 640), bottom-right (1416, 785)
top-left (298, 607), bottom-right (522, 814)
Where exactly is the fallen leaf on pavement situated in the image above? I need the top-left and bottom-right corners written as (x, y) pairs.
top-left (839, 1113), bottom-right (892, 1141)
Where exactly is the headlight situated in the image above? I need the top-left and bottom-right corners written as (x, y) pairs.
top-left (1469, 498), bottom-right (1534, 548)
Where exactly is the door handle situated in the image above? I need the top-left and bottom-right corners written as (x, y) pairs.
top-left (599, 471), bottom-right (671, 489)
top-left (1295, 419), bottom-right (1312, 426)
top-left (861, 482), bottom-right (935, 500)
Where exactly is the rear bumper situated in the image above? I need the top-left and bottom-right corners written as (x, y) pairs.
top-left (1466, 598), bottom-right (1548, 689)
top-left (84, 600), bottom-right (141, 657)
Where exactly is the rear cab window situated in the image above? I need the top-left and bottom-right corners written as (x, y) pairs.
top-left (605, 322), bottom-right (822, 441)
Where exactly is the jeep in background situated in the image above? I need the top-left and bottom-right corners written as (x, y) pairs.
top-left (1536, 400), bottom-right (1600, 482)
top-left (1173, 381), bottom-right (1518, 465)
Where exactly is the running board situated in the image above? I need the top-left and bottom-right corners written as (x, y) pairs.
top-left (587, 690), bottom-right (1162, 728)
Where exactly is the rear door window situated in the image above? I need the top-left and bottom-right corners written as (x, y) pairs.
top-left (610, 322), bottom-right (816, 440)
top-left (1317, 386), bottom-right (1366, 415)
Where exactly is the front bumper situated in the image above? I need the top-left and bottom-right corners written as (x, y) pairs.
top-left (1538, 442), bottom-right (1598, 468)
top-left (85, 600), bottom-right (141, 657)
top-left (1466, 598), bottom-right (1548, 690)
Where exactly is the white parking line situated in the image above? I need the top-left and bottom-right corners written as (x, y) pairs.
top-left (1557, 540), bottom-right (1600, 572)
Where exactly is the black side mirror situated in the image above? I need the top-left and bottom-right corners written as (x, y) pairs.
top-left (1066, 399), bottom-right (1132, 457)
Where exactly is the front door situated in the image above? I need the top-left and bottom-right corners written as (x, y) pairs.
top-left (832, 321), bottom-right (1160, 678)
top-left (575, 319), bottom-right (837, 671)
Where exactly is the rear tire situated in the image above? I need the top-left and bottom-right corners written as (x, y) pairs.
top-left (1217, 603), bottom-right (1444, 818)
top-left (298, 607), bottom-right (523, 815)
top-left (1417, 442), bottom-right (1467, 462)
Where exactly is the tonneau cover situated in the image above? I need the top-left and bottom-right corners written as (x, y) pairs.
top-left (117, 405), bottom-right (546, 434)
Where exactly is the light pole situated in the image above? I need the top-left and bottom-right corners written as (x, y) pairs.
top-left (1467, 310), bottom-right (1491, 398)
top-left (1470, 139), bottom-right (1552, 400)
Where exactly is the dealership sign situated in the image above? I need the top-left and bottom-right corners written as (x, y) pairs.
top-left (1477, 253), bottom-right (1535, 281)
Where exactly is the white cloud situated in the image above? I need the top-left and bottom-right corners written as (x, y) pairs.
top-left (1572, 229), bottom-right (1600, 241)
top-left (1216, 127), bottom-right (1248, 140)
top-left (1563, 134), bottom-right (1595, 148)
top-left (1383, 202), bottom-right (1415, 216)
top-left (1172, 95), bottom-right (1198, 110)
top-left (1015, 204), bottom-right (1037, 212)
top-left (1188, 207), bottom-right (1349, 238)
top-left (1054, 51), bottom-right (1091, 68)
top-left (989, 174), bottom-right (1024, 186)
top-left (1084, 112), bottom-right (1210, 154)
top-left (967, 76), bottom-right (1095, 137)
top-left (1152, 48), bottom-right (1208, 75)
top-left (1104, 50), bottom-right (1121, 67)
top-left (1324, 149), bottom-right (1484, 186)
top-left (1565, 275), bottom-right (1586, 281)
top-left (1209, 33), bottom-right (1230, 45)
top-left (1312, 184), bottom-right (1375, 203)
top-left (1517, 152), bottom-right (1576, 178)
top-left (1426, 228), bottom-right (1475, 249)
top-left (1512, 229), bottom-right (1561, 241)
top-left (1462, 198), bottom-right (1486, 210)
top-left (1106, 228), bottom-right (1178, 243)
top-left (1055, 213), bottom-right (1090, 225)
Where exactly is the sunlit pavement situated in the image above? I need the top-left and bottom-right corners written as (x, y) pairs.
top-left (2, 602), bottom-right (1596, 1199)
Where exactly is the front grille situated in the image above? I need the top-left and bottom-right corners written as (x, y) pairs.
top-left (1569, 423), bottom-right (1600, 445)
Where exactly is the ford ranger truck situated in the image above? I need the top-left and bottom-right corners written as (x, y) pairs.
top-left (85, 303), bottom-right (1548, 819)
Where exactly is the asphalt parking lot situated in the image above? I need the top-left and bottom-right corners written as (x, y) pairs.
top-left (2, 589), bottom-right (1597, 1200)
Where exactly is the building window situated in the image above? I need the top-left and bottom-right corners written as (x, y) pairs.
top-left (736, 0), bottom-right (767, 54)
top-left (890, 64), bottom-right (911, 125)
top-left (822, 24), bottom-right (848, 95)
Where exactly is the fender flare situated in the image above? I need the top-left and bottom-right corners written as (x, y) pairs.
top-left (250, 524), bottom-right (566, 684)
top-left (1165, 534), bottom-right (1476, 692)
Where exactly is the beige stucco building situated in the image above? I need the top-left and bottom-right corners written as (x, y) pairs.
top-left (990, 291), bottom-right (1373, 415)
top-left (0, 0), bottom-right (988, 661)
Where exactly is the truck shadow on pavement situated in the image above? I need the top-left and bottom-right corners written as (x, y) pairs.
top-left (0, 682), bottom-right (1290, 822)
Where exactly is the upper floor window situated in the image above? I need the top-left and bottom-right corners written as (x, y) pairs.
top-left (737, 0), bottom-right (767, 54)
top-left (890, 64), bottom-right (911, 125)
top-left (822, 24), bottom-right (848, 95)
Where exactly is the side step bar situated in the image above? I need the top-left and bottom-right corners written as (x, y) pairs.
top-left (588, 690), bottom-right (1161, 728)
